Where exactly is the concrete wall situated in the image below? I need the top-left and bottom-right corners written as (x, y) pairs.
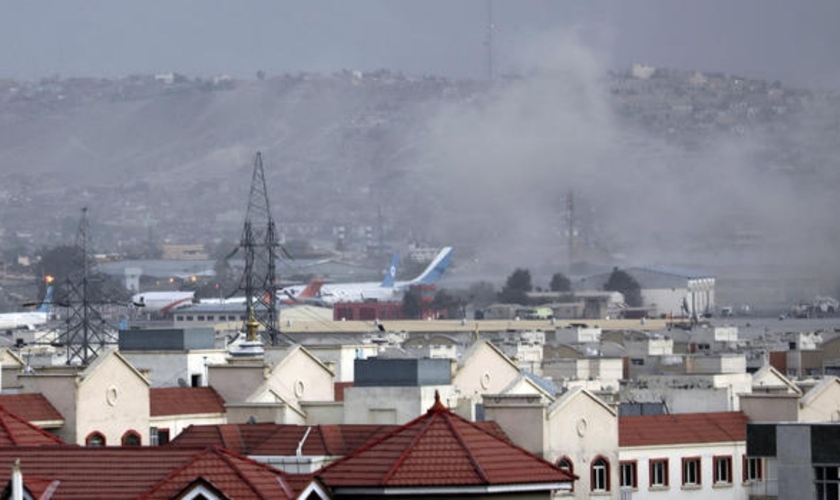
top-left (305, 344), bottom-right (378, 382)
top-left (776, 425), bottom-right (815, 500)
top-left (643, 288), bottom-right (688, 317)
top-left (301, 401), bottom-right (344, 425)
top-left (122, 350), bottom-right (227, 388)
top-left (208, 363), bottom-right (266, 403)
top-left (483, 396), bottom-right (547, 457)
top-left (19, 373), bottom-right (77, 444)
top-left (226, 403), bottom-right (306, 425)
top-left (343, 385), bottom-right (454, 425)
top-left (739, 394), bottom-right (800, 422)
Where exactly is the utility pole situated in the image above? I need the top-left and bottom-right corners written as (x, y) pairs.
top-left (59, 207), bottom-right (117, 365)
top-left (238, 152), bottom-right (284, 345)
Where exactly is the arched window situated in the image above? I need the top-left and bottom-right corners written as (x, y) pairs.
top-left (591, 456), bottom-right (610, 492)
top-left (557, 456), bottom-right (575, 492)
top-left (122, 430), bottom-right (142, 446)
top-left (557, 456), bottom-right (574, 474)
top-left (85, 431), bottom-right (106, 447)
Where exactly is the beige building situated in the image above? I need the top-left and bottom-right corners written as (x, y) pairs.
top-left (484, 388), bottom-right (620, 499)
top-left (208, 345), bottom-right (335, 425)
top-left (453, 339), bottom-right (523, 404)
top-left (19, 349), bottom-right (150, 446)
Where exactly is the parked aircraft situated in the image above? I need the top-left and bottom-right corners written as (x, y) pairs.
top-left (0, 286), bottom-right (54, 331)
top-left (131, 290), bottom-right (195, 314)
top-left (285, 247), bottom-right (453, 305)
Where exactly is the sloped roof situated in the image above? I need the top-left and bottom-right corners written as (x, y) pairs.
top-left (0, 394), bottom-right (63, 424)
top-left (138, 447), bottom-right (296, 499)
top-left (150, 387), bottom-right (226, 417)
top-left (171, 423), bottom-right (403, 456)
top-left (0, 405), bottom-right (64, 446)
top-left (317, 393), bottom-right (575, 491)
top-left (171, 422), bottom-right (513, 458)
top-left (800, 376), bottom-right (840, 408)
top-left (0, 447), bottom-right (301, 499)
top-left (620, 411), bottom-right (748, 447)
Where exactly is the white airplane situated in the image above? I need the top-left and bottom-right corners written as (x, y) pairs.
top-left (0, 286), bottom-right (54, 331)
top-left (284, 247), bottom-right (453, 305)
top-left (131, 290), bottom-right (196, 314)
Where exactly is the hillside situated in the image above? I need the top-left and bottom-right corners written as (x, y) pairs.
top-left (2, 67), bottom-right (840, 302)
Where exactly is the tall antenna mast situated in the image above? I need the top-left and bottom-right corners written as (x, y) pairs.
top-left (239, 152), bottom-right (283, 345)
top-left (58, 207), bottom-right (117, 365)
top-left (566, 191), bottom-right (574, 272)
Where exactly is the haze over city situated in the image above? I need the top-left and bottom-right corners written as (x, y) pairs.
top-left (2, 1), bottom-right (840, 306)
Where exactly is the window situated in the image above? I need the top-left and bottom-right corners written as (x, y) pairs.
top-left (743, 456), bottom-right (763, 482)
top-left (682, 457), bottom-right (701, 486)
top-left (557, 457), bottom-right (574, 492)
top-left (631, 358), bottom-right (645, 366)
top-left (714, 456), bottom-right (732, 484)
top-left (815, 466), bottom-right (840, 500)
top-left (122, 430), bottom-right (141, 446)
top-left (157, 428), bottom-right (170, 445)
top-left (85, 431), bottom-right (106, 447)
top-left (649, 458), bottom-right (669, 488)
top-left (591, 456), bottom-right (610, 492)
top-left (620, 461), bottom-right (637, 488)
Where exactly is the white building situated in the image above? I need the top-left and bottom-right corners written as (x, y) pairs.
top-left (619, 411), bottom-right (757, 499)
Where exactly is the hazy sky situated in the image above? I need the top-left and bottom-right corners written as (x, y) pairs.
top-left (1, 0), bottom-right (839, 89)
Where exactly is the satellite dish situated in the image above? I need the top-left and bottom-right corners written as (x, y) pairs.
top-left (177, 378), bottom-right (188, 387)
top-left (247, 416), bottom-right (257, 425)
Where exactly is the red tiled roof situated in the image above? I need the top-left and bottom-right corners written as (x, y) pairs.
top-left (619, 411), bottom-right (748, 447)
top-left (150, 387), bottom-right (225, 417)
top-left (138, 447), bottom-right (296, 499)
top-left (0, 447), bottom-right (301, 499)
top-left (171, 423), bottom-right (396, 456)
top-left (0, 405), bottom-right (64, 446)
top-left (317, 394), bottom-right (575, 490)
top-left (0, 394), bottom-right (63, 423)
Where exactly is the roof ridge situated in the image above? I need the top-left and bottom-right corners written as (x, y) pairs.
top-left (0, 407), bottom-right (16, 446)
top-left (137, 447), bottom-right (216, 499)
top-left (0, 405), bottom-right (64, 445)
top-left (442, 411), bottom-right (489, 483)
top-left (379, 411), bottom-right (438, 485)
top-left (214, 446), bottom-right (268, 499)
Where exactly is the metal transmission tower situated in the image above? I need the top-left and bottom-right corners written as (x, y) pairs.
top-left (238, 152), bottom-right (282, 345)
top-left (58, 207), bottom-right (117, 365)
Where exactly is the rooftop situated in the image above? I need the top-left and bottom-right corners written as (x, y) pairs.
top-left (620, 411), bottom-right (748, 447)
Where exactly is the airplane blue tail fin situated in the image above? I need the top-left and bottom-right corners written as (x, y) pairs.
top-left (380, 253), bottom-right (399, 287)
top-left (410, 247), bottom-right (453, 286)
top-left (38, 286), bottom-right (54, 313)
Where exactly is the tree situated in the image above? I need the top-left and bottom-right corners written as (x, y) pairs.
top-left (550, 272), bottom-right (571, 292)
top-left (499, 268), bottom-right (532, 305)
top-left (466, 281), bottom-right (497, 308)
top-left (603, 267), bottom-right (642, 307)
top-left (431, 289), bottom-right (466, 319)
